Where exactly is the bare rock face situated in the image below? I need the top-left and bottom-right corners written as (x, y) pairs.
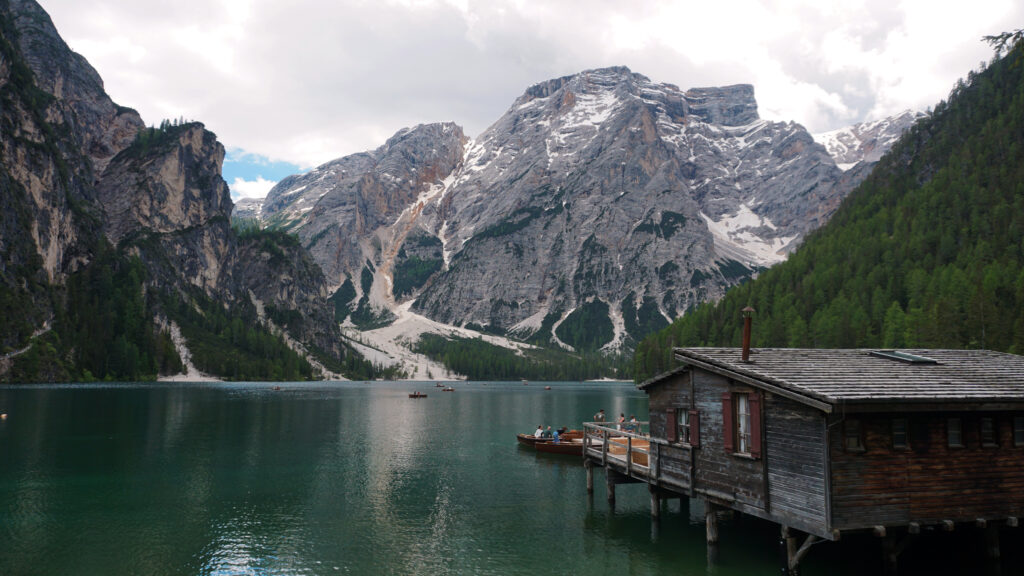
top-left (261, 122), bottom-right (467, 285)
top-left (814, 110), bottom-right (926, 169)
top-left (255, 68), bottom-right (921, 350)
top-left (0, 0), bottom-right (344, 367)
top-left (7, 0), bottom-right (143, 177)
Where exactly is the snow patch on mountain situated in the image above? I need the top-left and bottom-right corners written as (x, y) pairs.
top-left (700, 204), bottom-right (797, 266)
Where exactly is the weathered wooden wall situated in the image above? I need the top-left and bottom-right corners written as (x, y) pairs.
top-left (691, 370), bottom-right (765, 510)
top-left (830, 411), bottom-right (1024, 530)
top-left (765, 393), bottom-right (829, 536)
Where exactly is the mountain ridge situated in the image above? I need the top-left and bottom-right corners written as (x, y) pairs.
top-left (254, 66), bottom-right (918, 364)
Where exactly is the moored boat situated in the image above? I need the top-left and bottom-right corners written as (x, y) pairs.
top-left (516, 433), bottom-right (544, 446)
top-left (534, 439), bottom-right (584, 456)
top-left (409, 392), bottom-right (428, 398)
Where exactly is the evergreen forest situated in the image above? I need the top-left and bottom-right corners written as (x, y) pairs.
top-left (635, 36), bottom-right (1024, 382)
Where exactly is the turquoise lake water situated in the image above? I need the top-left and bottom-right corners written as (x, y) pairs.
top-left (0, 381), bottom-right (1020, 575)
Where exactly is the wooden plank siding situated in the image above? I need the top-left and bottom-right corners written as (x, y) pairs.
top-left (829, 412), bottom-right (1024, 530)
top-left (764, 393), bottom-right (829, 536)
top-left (692, 369), bottom-right (766, 510)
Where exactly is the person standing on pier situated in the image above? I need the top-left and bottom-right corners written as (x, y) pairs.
top-left (594, 409), bottom-right (605, 423)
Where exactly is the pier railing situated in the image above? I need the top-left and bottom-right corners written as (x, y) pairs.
top-left (582, 422), bottom-right (652, 477)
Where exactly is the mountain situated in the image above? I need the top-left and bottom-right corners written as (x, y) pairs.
top-left (0, 0), bottom-right (358, 382)
top-left (814, 110), bottom-right (925, 170)
top-left (257, 66), bottom-right (916, 356)
top-left (634, 39), bottom-right (1024, 382)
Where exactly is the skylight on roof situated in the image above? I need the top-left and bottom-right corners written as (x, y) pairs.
top-left (869, 350), bottom-right (938, 365)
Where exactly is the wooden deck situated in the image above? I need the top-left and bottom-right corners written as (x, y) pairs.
top-left (583, 422), bottom-right (692, 493)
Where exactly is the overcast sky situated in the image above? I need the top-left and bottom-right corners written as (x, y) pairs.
top-left (40, 0), bottom-right (1024, 199)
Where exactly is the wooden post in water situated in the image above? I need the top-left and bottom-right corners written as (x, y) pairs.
top-left (585, 460), bottom-right (594, 494)
top-left (705, 501), bottom-right (719, 544)
top-left (606, 469), bottom-right (616, 508)
top-left (649, 486), bottom-right (661, 520)
top-left (983, 525), bottom-right (1000, 560)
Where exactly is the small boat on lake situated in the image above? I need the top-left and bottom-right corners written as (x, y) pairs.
top-left (534, 439), bottom-right (584, 456)
top-left (517, 428), bottom-right (582, 447)
top-left (442, 387), bottom-right (455, 392)
top-left (409, 392), bottom-right (428, 398)
top-left (516, 433), bottom-right (544, 446)
top-left (435, 382), bottom-right (445, 387)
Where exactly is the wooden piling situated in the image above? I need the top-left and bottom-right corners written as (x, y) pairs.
top-left (705, 501), bottom-right (719, 544)
top-left (983, 525), bottom-right (1000, 560)
top-left (649, 486), bottom-right (660, 520)
top-left (585, 460), bottom-right (594, 494)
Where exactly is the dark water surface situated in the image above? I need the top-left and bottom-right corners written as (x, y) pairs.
top-left (1, 381), bottom-right (1020, 575)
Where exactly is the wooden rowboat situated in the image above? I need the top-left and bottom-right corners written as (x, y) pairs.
top-left (516, 433), bottom-right (544, 446)
top-left (534, 439), bottom-right (584, 456)
top-left (409, 392), bottom-right (428, 398)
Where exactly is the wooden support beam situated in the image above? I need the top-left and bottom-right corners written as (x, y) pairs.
top-left (585, 461), bottom-right (594, 494)
top-left (606, 473), bottom-right (616, 507)
top-left (791, 534), bottom-right (819, 570)
top-left (705, 502), bottom-right (719, 545)
top-left (649, 486), bottom-right (660, 520)
top-left (983, 525), bottom-right (1000, 560)
top-left (873, 525), bottom-right (886, 538)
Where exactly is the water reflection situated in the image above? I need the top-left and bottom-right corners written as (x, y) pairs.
top-left (2, 382), bottom-right (1021, 575)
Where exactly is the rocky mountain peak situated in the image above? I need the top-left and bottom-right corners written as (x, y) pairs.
top-left (7, 0), bottom-right (143, 176)
top-left (684, 84), bottom-right (759, 127)
top-left (814, 109), bottom-right (925, 169)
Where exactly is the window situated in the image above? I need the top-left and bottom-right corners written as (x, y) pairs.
top-left (736, 393), bottom-right (751, 453)
top-left (892, 418), bottom-right (908, 450)
top-left (668, 408), bottom-right (700, 446)
top-left (677, 409), bottom-right (689, 443)
top-left (722, 391), bottom-right (760, 457)
top-left (1015, 416), bottom-right (1024, 447)
top-left (981, 417), bottom-right (997, 447)
top-left (844, 419), bottom-right (864, 451)
top-left (947, 417), bottom-right (963, 448)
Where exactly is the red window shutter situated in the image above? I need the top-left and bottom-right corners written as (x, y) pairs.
top-left (722, 393), bottom-right (734, 452)
top-left (689, 410), bottom-right (700, 448)
top-left (750, 393), bottom-right (762, 459)
top-left (666, 409), bottom-right (677, 442)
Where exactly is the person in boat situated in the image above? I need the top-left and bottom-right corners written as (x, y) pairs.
top-left (542, 426), bottom-right (553, 439)
top-left (534, 425), bottom-right (544, 438)
top-left (552, 427), bottom-right (560, 443)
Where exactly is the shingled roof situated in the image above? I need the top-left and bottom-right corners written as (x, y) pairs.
top-left (646, 348), bottom-right (1024, 410)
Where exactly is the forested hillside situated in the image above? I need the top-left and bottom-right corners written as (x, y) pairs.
top-left (635, 35), bottom-right (1024, 382)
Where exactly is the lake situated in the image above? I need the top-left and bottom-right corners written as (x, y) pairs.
top-left (0, 381), bottom-right (1020, 575)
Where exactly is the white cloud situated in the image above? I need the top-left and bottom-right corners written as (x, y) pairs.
top-left (40, 0), bottom-right (1024, 165)
top-left (229, 176), bottom-right (277, 199)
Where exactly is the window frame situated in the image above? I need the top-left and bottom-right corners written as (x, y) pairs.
top-left (736, 392), bottom-right (751, 454)
top-left (947, 417), bottom-right (964, 448)
top-left (722, 389), bottom-right (761, 458)
top-left (1014, 416), bottom-right (1024, 447)
top-left (891, 417), bottom-right (909, 450)
top-left (677, 409), bottom-right (690, 444)
top-left (980, 416), bottom-right (998, 447)
top-left (843, 418), bottom-right (865, 452)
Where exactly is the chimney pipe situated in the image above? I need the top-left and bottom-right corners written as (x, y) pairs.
top-left (741, 306), bottom-right (755, 362)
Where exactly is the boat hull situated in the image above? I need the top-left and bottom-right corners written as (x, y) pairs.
top-left (534, 440), bottom-right (583, 456)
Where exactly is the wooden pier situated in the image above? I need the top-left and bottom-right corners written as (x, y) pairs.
top-left (585, 345), bottom-right (1024, 574)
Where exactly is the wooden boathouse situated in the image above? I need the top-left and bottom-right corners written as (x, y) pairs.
top-left (584, 345), bottom-right (1024, 573)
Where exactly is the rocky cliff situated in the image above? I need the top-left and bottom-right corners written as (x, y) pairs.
top-left (258, 67), bottom-right (918, 352)
top-left (0, 0), bottom-right (346, 380)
